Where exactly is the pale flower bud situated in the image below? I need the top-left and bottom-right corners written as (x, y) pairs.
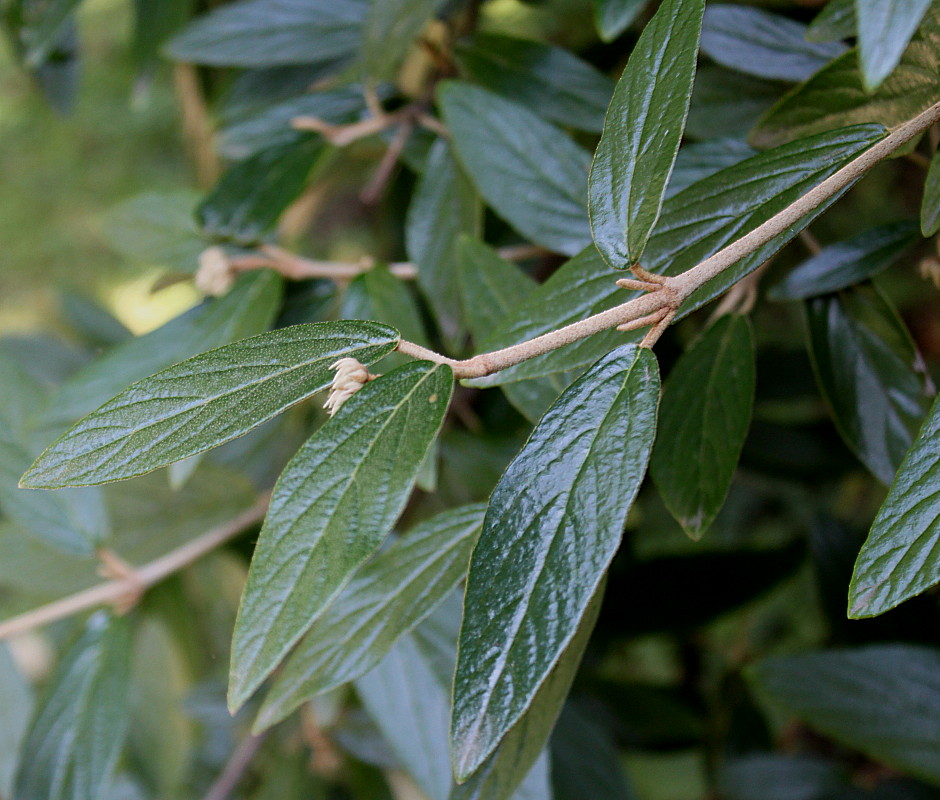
top-left (195, 246), bottom-right (235, 296)
top-left (324, 358), bottom-right (374, 415)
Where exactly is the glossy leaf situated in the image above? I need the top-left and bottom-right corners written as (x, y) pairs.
top-left (651, 315), bottom-right (755, 540)
top-left (452, 345), bottom-right (660, 778)
top-left (360, 0), bottom-right (445, 82)
top-left (701, 5), bottom-right (846, 82)
top-left (256, 504), bottom-right (486, 731)
top-left (228, 361), bottom-right (453, 711)
top-left (922, 151), bottom-right (940, 236)
top-left (47, 270), bottom-right (282, 426)
top-left (454, 33), bottom-right (614, 132)
top-left (406, 139), bottom-right (480, 348)
top-left (849, 394), bottom-right (940, 617)
top-left (440, 82), bottom-right (592, 256)
top-left (855, 0), bottom-right (931, 91)
top-left (589, 0), bottom-right (703, 268)
top-left (591, 0), bottom-right (645, 42)
top-left (666, 138), bottom-right (756, 199)
top-left (21, 320), bottom-right (400, 488)
top-left (0, 644), bottom-right (33, 799)
top-left (14, 612), bottom-right (132, 800)
top-left (165, 0), bottom-right (367, 67)
top-left (770, 221), bottom-right (919, 300)
top-left (805, 285), bottom-right (933, 484)
top-left (749, 645), bottom-right (940, 784)
top-left (198, 138), bottom-right (324, 245)
top-left (752, 9), bottom-right (940, 148)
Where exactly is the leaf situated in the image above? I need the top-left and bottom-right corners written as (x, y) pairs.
top-left (650, 315), bottom-right (755, 540)
top-left (21, 320), bottom-right (399, 489)
top-left (439, 82), bottom-right (592, 256)
top-left (589, 0), bottom-right (704, 269)
top-left (452, 344), bottom-right (659, 778)
top-left (855, 0), bottom-right (932, 91)
top-left (165, 0), bottom-right (367, 67)
top-left (454, 33), bottom-right (614, 133)
top-left (551, 704), bottom-right (634, 800)
top-left (3, 0), bottom-right (83, 68)
top-left (0, 643), bottom-right (33, 799)
top-left (131, 0), bottom-right (191, 75)
top-left (228, 360), bottom-right (453, 711)
top-left (701, 5), bottom-right (846, 83)
top-left (666, 138), bottom-right (756, 199)
top-left (685, 66), bottom-right (785, 140)
top-left (457, 237), bottom-right (567, 422)
top-left (47, 270), bottom-right (283, 427)
top-left (198, 138), bottom-right (324, 245)
top-left (748, 645), bottom-right (940, 784)
top-left (717, 755), bottom-right (847, 800)
top-left (751, 8), bottom-right (940, 148)
top-left (805, 284), bottom-right (933, 484)
top-left (806, 0), bottom-right (856, 43)
top-left (255, 503), bottom-right (486, 731)
top-left (922, 151), bottom-right (940, 236)
top-left (769, 221), bottom-right (920, 300)
top-left (340, 267), bottom-right (428, 348)
top-left (591, 0), bottom-right (645, 42)
top-left (849, 393), bottom-right (940, 617)
top-left (14, 612), bottom-right (132, 800)
top-left (406, 139), bottom-right (480, 348)
top-left (360, 0), bottom-right (445, 82)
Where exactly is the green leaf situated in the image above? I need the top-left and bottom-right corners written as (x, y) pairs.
top-left (551, 704), bottom-right (634, 800)
top-left (768, 221), bottom-right (920, 300)
top-left (3, 0), bottom-right (83, 68)
top-left (14, 612), bottom-right (132, 800)
top-left (131, 0), bottom-right (191, 74)
top-left (751, 8), bottom-right (940, 148)
top-left (650, 315), bottom-right (755, 540)
top-left (228, 360), bottom-right (453, 711)
top-left (340, 267), bottom-right (428, 348)
top-left (457, 237), bottom-right (567, 422)
top-left (439, 82), bottom-right (592, 256)
top-left (452, 344), bottom-right (659, 778)
top-left (589, 0), bottom-right (703, 268)
top-left (717, 755), bottom-right (846, 800)
top-left (805, 284), bottom-right (933, 484)
top-left (685, 66), bottom-right (785, 140)
top-left (922, 150), bottom-right (940, 236)
top-left (165, 0), bottom-right (367, 67)
top-left (255, 503), bottom-right (486, 731)
top-left (855, 0), bottom-right (931, 91)
top-left (454, 33), bottom-right (614, 133)
top-left (21, 320), bottom-right (400, 489)
top-left (45, 270), bottom-right (283, 427)
top-left (360, 0), bottom-right (445, 82)
top-left (0, 643), bottom-right (33, 799)
top-left (406, 139), bottom-right (481, 349)
top-left (806, 0), bottom-right (855, 43)
top-left (591, 0), bottom-right (645, 42)
top-left (666, 138), bottom-right (756, 199)
top-left (849, 393), bottom-right (940, 617)
top-left (701, 5), bottom-right (846, 83)
top-left (748, 645), bottom-right (940, 784)
top-left (198, 138), bottom-right (324, 245)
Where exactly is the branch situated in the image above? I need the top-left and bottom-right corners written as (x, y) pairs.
top-left (203, 732), bottom-right (267, 800)
top-left (396, 100), bottom-right (940, 379)
top-left (0, 495), bottom-right (270, 641)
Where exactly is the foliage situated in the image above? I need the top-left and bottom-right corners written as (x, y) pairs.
top-left (1, 1), bottom-right (940, 799)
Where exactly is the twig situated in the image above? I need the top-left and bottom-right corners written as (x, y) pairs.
top-left (394, 100), bottom-right (940, 378)
top-left (360, 119), bottom-right (414, 205)
top-left (0, 495), bottom-right (270, 641)
top-left (203, 732), bottom-right (267, 800)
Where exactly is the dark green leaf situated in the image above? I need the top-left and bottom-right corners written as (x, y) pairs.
top-left (406, 139), bottom-right (480, 348)
top-left (551, 704), bottom-right (634, 800)
top-left (718, 755), bottom-right (846, 800)
top-left (849, 393), bottom-right (940, 617)
top-left (59, 293), bottom-right (131, 349)
top-left (0, 643), bottom-right (33, 799)
top-left (701, 5), bottom-right (846, 82)
top-left (229, 361), bottom-right (453, 710)
top-left (591, 0), bottom-right (645, 42)
top-left (751, 8), bottom-right (940, 148)
top-left (45, 271), bottom-right (283, 427)
top-left (3, 0), bottom-right (83, 67)
top-left (360, 0), bottom-right (445, 82)
top-left (651, 315), bottom-right (755, 540)
top-left (14, 612), bottom-right (132, 800)
top-left (21, 321), bottom-right (400, 488)
top-left (452, 345), bottom-right (659, 778)
top-left (666, 138), bottom-right (756, 199)
top-left (198, 138), bottom-right (324, 245)
top-left (340, 267), bottom-right (428, 348)
top-left (440, 82), bottom-right (592, 256)
top-left (806, 0), bottom-right (855, 43)
top-left (749, 645), bottom-right (940, 784)
top-left (454, 33), bottom-right (614, 132)
top-left (769, 221), bottom-right (920, 300)
top-left (922, 150), bottom-right (940, 236)
top-left (165, 0), bottom-right (367, 67)
top-left (256, 504), bottom-right (486, 731)
top-left (589, 0), bottom-right (703, 268)
top-left (856, 0), bottom-right (931, 91)
top-left (685, 66), bottom-right (785, 140)
top-left (805, 284), bottom-right (933, 484)
top-left (131, 0), bottom-right (191, 74)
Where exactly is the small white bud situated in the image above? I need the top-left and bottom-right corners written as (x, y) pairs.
top-left (324, 358), bottom-right (375, 415)
top-left (195, 246), bottom-right (235, 296)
